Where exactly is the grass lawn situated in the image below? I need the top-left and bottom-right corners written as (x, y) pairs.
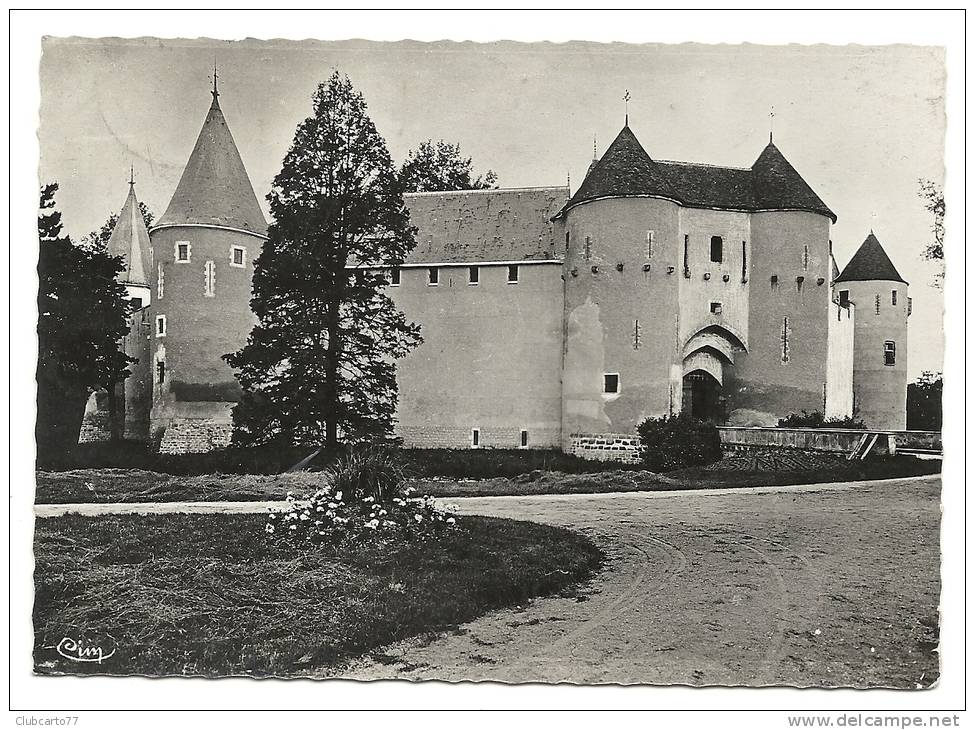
top-left (33, 513), bottom-right (603, 676)
top-left (35, 452), bottom-right (940, 504)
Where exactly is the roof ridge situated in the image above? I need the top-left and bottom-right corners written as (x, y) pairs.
top-left (404, 185), bottom-right (568, 198)
top-left (656, 159), bottom-right (752, 171)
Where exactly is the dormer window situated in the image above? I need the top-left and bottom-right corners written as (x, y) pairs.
top-left (175, 241), bottom-right (191, 263)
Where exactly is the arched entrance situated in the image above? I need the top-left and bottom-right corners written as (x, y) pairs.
top-left (682, 369), bottom-right (723, 422)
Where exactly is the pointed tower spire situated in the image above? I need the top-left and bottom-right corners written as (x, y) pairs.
top-left (211, 59), bottom-right (219, 106)
top-left (835, 232), bottom-right (908, 284)
top-left (155, 77), bottom-right (267, 236)
top-left (623, 90), bottom-right (631, 126)
top-left (106, 170), bottom-right (151, 288)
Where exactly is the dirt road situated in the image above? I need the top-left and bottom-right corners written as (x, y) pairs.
top-left (334, 476), bottom-right (941, 687)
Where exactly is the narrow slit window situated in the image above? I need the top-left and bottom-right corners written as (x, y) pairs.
top-left (468, 266), bottom-right (479, 285)
top-left (781, 316), bottom-right (790, 362)
top-left (389, 267), bottom-right (401, 286)
top-left (884, 340), bottom-right (896, 366)
top-left (471, 428), bottom-right (480, 447)
top-left (507, 265), bottom-right (519, 284)
top-left (157, 262), bottom-right (164, 299)
top-left (156, 360), bottom-right (166, 384)
top-left (585, 236), bottom-right (592, 261)
top-left (565, 231), bottom-right (570, 250)
top-left (875, 294), bottom-right (881, 315)
top-left (428, 267), bottom-right (439, 286)
top-left (647, 230), bottom-right (655, 259)
top-left (741, 240), bottom-right (747, 281)
top-left (204, 260), bottom-right (216, 297)
top-left (802, 245), bottom-right (809, 271)
top-left (603, 373), bottom-right (620, 394)
top-left (710, 236), bottom-right (723, 263)
top-left (683, 235), bottom-right (690, 276)
top-left (891, 290), bottom-right (897, 306)
top-left (520, 429), bottom-right (529, 448)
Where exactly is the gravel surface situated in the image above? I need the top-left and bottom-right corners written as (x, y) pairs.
top-left (330, 475), bottom-right (941, 687)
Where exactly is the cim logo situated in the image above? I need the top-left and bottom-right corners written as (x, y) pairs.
top-left (53, 633), bottom-right (118, 664)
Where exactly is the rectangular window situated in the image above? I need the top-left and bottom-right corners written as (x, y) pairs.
top-left (647, 230), bottom-right (654, 259)
top-left (839, 289), bottom-right (850, 306)
top-left (710, 235), bottom-right (723, 263)
top-left (471, 428), bottom-right (480, 448)
top-left (507, 265), bottom-right (519, 283)
top-left (603, 373), bottom-right (620, 394)
top-left (796, 275), bottom-right (804, 293)
top-left (175, 241), bottom-right (191, 263)
top-left (741, 241), bottom-right (747, 281)
top-left (155, 314), bottom-right (167, 338)
top-left (230, 245), bottom-right (246, 268)
top-left (204, 260), bottom-right (216, 297)
top-left (520, 429), bottom-right (529, 448)
top-left (428, 267), bottom-right (439, 286)
top-left (802, 245), bottom-right (809, 271)
top-left (770, 274), bottom-right (779, 289)
top-left (908, 297), bottom-right (913, 316)
top-left (884, 340), bottom-right (896, 366)
top-left (157, 262), bottom-right (164, 299)
top-left (156, 359), bottom-right (166, 384)
top-left (468, 266), bottom-right (479, 285)
top-left (875, 294), bottom-right (881, 315)
top-left (683, 235), bottom-right (690, 276)
top-left (389, 267), bottom-right (401, 286)
top-left (891, 290), bottom-right (897, 306)
top-left (710, 302), bottom-right (722, 315)
top-left (584, 236), bottom-right (592, 261)
top-left (781, 316), bottom-right (790, 362)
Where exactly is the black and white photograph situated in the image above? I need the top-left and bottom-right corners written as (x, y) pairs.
top-left (9, 8), bottom-right (965, 724)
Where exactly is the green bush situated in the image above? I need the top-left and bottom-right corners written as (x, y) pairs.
top-left (637, 414), bottom-right (722, 471)
top-left (777, 410), bottom-right (866, 429)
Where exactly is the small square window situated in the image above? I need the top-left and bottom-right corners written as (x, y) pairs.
top-left (428, 267), bottom-right (439, 286)
top-left (175, 241), bottom-right (191, 263)
top-left (884, 341), bottom-right (896, 366)
top-left (520, 429), bottom-right (529, 448)
top-left (507, 265), bottom-right (519, 283)
top-left (230, 245), bottom-right (246, 268)
top-left (603, 373), bottom-right (620, 394)
top-left (155, 314), bottom-right (167, 338)
top-left (389, 267), bottom-right (401, 286)
top-left (471, 428), bottom-right (480, 448)
top-left (710, 302), bottom-right (722, 315)
top-left (468, 266), bottom-right (479, 285)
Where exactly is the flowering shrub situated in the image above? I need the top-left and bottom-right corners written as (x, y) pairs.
top-left (265, 450), bottom-right (458, 546)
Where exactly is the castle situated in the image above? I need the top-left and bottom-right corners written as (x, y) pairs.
top-left (79, 83), bottom-right (912, 457)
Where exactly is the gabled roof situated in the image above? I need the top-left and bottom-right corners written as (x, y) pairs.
top-left (155, 94), bottom-right (267, 237)
top-left (107, 182), bottom-right (151, 287)
top-left (555, 126), bottom-right (836, 223)
top-left (750, 141), bottom-right (836, 222)
top-left (835, 232), bottom-right (908, 284)
top-left (404, 187), bottom-right (568, 265)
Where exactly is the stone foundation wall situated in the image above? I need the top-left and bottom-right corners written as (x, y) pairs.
top-left (158, 419), bottom-right (233, 454)
top-left (78, 407), bottom-right (111, 443)
top-left (566, 432), bottom-right (642, 463)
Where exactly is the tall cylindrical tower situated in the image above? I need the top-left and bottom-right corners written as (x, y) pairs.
top-left (834, 232), bottom-right (909, 429)
top-left (148, 81), bottom-right (268, 453)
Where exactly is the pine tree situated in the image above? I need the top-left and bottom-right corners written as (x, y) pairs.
top-left (225, 72), bottom-right (422, 448)
top-left (400, 139), bottom-right (498, 192)
top-left (36, 183), bottom-right (134, 457)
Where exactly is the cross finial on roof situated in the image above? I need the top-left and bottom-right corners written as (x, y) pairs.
top-left (623, 90), bottom-right (631, 126)
top-left (128, 164), bottom-right (135, 188)
top-left (593, 134), bottom-right (597, 161)
top-left (211, 59), bottom-right (219, 103)
top-left (769, 106), bottom-right (775, 143)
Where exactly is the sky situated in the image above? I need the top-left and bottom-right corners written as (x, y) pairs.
top-left (38, 37), bottom-right (946, 377)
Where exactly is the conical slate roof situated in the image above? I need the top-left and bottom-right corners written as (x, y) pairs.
top-left (751, 141), bottom-right (836, 222)
top-left (561, 125), bottom-right (676, 212)
top-left (156, 94), bottom-right (267, 236)
top-left (107, 181), bottom-right (151, 287)
top-left (835, 232), bottom-right (907, 284)
top-left (555, 126), bottom-right (836, 223)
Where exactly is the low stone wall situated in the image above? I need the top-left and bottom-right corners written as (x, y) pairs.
top-left (158, 419), bottom-right (233, 454)
top-left (882, 430), bottom-right (942, 451)
top-left (717, 426), bottom-right (894, 455)
top-left (566, 433), bottom-right (642, 463)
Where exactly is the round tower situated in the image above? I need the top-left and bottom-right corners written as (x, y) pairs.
top-left (148, 78), bottom-right (268, 453)
top-left (834, 232), bottom-right (909, 429)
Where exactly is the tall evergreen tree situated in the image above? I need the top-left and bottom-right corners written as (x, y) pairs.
top-left (37, 183), bottom-right (134, 456)
top-left (225, 72), bottom-right (421, 448)
top-left (400, 139), bottom-right (498, 192)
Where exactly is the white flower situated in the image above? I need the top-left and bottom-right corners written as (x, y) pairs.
top-left (289, 524), bottom-right (297, 531)
top-left (328, 502), bottom-right (338, 509)
top-left (299, 513), bottom-right (309, 521)
top-left (414, 514), bottom-right (423, 522)
top-left (334, 491), bottom-right (343, 501)
top-left (316, 505), bottom-right (324, 512)
top-left (265, 524), bottom-right (275, 534)
top-left (378, 509), bottom-right (388, 516)
top-left (363, 496), bottom-right (374, 503)
top-left (446, 517), bottom-right (456, 524)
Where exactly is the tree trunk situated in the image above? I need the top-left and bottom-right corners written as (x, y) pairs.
top-left (324, 291), bottom-right (342, 449)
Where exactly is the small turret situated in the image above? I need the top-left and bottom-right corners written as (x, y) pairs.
top-left (106, 169), bottom-right (152, 307)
